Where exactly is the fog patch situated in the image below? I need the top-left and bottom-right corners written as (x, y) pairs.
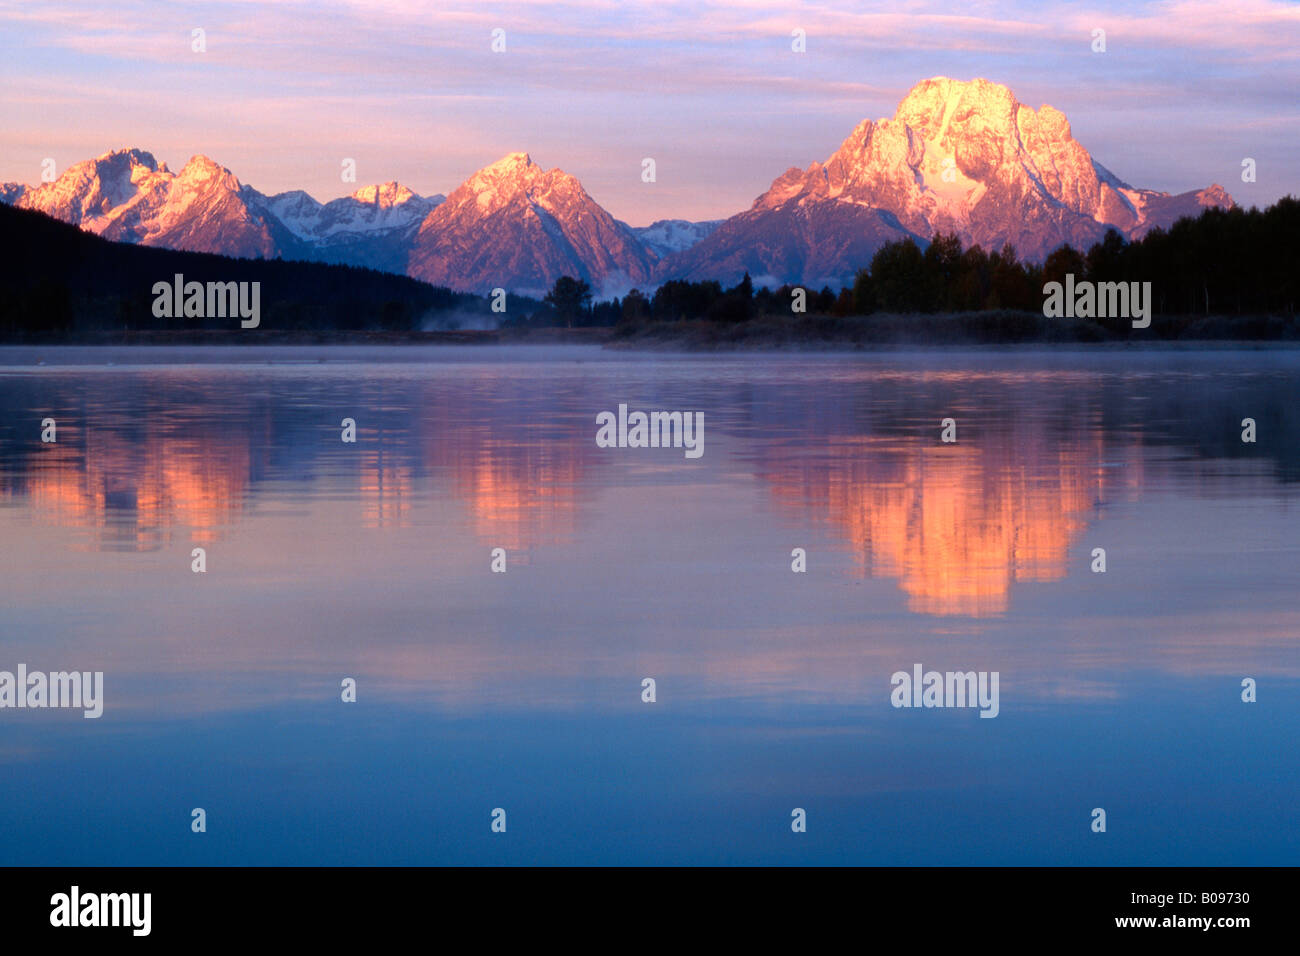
top-left (421, 308), bottom-right (498, 331)
top-left (593, 272), bottom-right (638, 302)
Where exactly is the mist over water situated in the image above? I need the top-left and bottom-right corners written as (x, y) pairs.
top-left (0, 346), bottom-right (1296, 865)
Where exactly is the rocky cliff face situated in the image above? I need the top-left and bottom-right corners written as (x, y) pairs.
top-left (248, 180), bottom-right (443, 273)
top-left (17, 150), bottom-right (278, 258)
top-left (661, 77), bottom-right (1233, 287)
top-left (405, 152), bottom-right (657, 296)
top-left (10, 148), bottom-right (443, 271)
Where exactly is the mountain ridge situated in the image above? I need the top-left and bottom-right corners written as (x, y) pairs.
top-left (1, 77), bottom-right (1234, 293)
top-left (660, 76), bottom-right (1233, 287)
top-left (405, 151), bottom-right (658, 296)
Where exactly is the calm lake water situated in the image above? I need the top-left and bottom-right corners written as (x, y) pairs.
top-left (0, 345), bottom-right (1297, 865)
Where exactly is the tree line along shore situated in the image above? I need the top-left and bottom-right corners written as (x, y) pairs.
top-left (2, 197), bottom-right (1296, 345)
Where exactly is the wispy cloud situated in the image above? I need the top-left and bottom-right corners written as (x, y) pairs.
top-left (0, 0), bottom-right (1296, 222)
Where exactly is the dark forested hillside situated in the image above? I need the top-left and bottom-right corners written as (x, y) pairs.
top-left (0, 203), bottom-right (495, 340)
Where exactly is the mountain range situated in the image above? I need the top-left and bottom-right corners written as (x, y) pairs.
top-left (1, 77), bottom-right (1232, 296)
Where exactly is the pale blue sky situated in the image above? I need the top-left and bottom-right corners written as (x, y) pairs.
top-left (0, 0), bottom-right (1296, 225)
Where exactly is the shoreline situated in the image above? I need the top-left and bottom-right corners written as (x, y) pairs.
top-left (2, 315), bottom-right (1299, 351)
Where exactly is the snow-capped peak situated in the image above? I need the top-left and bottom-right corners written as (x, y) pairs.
top-left (177, 154), bottom-right (242, 191)
top-left (91, 147), bottom-right (163, 173)
top-left (486, 152), bottom-right (533, 172)
top-left (445, 151), bottom-right (573, 217)
top-left (671, 76), bottom-right (1235, 288)
top-left (631, 218), bottom-right (724, 257)
top-left (10, 147), bottom-right (446, 265)
top-left (14, 147), bottom-right (172, 226)
top-left (408, 151), bottom-right (657, 293)
top-left (352, 181), bottom-right (419, 208)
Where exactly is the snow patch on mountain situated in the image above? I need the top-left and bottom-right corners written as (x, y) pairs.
top-left (662, 76), bottom-right (1233, 287)
top-left (247, 181), bottom-right (442, 243)
top-left (630, 218), bottom-right (723, 257)
top-left (11, 147), bottom-right (445, 268)
top-left (407, 151), bottom-right (657, 294)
